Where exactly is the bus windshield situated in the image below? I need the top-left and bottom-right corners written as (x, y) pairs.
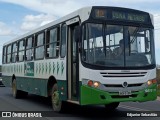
top-left (82, 23), bottom-right (155, 68)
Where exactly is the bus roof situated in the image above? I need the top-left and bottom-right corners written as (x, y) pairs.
top-left (3, 6), bottom-right (153, 46)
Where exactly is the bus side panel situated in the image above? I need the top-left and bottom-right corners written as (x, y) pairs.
top-left (2, 64), bottom-right (12, 87)
top-left (2, 76), bottom-right (12, 87)
top-left (57, 80), bottom-right (67, 101)
top-left (34, 78), bottom-right (48, 97)
top-left (15, 77), bottom-right (48, 97)
top-left (2, 75), bottom-right (68, 99)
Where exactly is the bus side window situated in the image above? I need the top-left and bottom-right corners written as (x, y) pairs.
top-left (26, 36), bottom-right (34, 61)
top-left (46, 27), bottom-right (59, 58)
top-left (6, 45), bottom-right (11, 63)
top-left (2, 46), bottom-right (6, 64)
top-left (35, 32), bottom-right (45, 60)
top-left (60, 24), bottom-right (67, 58)
top-left (18, 39), bottom-right (25, 62)
top-left (11, 42), bottom-right (17, 63)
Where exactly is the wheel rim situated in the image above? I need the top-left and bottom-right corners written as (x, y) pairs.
top-left (52, 91), bottom-right (61, 111)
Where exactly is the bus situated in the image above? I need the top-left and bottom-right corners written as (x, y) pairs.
top-left (2, 6), bottom-right (157, 112)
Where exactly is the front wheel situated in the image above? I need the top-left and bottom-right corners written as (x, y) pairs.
top-left (105, 102), bottom-right (120, 111)
top-left (51, 84), bottom-right (63, 112)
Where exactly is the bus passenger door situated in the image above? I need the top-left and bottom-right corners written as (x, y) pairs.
top-left (67, 21), bottom-right (79, 101)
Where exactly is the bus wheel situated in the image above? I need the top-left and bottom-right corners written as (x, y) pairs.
top-left (51, 84), bottom-right (62, 112)
top-left (12, 79), bottom-right (21, 98)
top-left (104, 102), bottom-right (119, 111)
top-left (12, 79), bottom-right (28, 98)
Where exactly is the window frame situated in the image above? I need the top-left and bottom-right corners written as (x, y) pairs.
top-left (34, 31), bottom-right (45, 60)
top-left (25, 35), bottom-right (34, 61)
top-left (6, 44), bottom-right (12, 63)
top-left (2, 46), bottom-right (6, 64)
top-left (60, 23), bottom-right (67, 58)
top-left (17, 39), bottom-right (25, 62)
top-left (45, 26), bottom-right (60, 59)
top-left (11, 42), bottom-right (17, 63)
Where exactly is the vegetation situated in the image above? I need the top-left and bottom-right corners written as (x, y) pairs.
top-left (157, 84), bottom-right (160, 97)
top-left (157, 69), bottom-right (160, 96)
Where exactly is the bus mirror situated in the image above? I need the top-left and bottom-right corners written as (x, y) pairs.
top-left (74, 26), bottom-right (80, 42)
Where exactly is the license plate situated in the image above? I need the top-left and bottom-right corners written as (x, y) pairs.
top-left (119, 91), bottom-right (132, 96)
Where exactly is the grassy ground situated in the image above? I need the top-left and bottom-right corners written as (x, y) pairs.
top-left (157, 69), bottom-right (160, 96)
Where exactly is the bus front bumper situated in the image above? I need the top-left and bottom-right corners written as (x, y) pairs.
top-left (80, 84), bottom-right (157, 105)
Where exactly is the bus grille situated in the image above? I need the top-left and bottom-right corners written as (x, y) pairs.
top-left (100, 72), bottom-right (147, 77)
top-left (104, 83), bottom-right (143, 88)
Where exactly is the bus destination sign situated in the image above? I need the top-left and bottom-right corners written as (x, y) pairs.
top-left (112, 11), bottom-right (147, 22)
top-left (93, 9), bottom-right (149, 23)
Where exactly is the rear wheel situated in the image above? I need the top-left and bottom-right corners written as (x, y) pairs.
top-left (105, 102), bottom-right (119, 111)
top-left (51, 84), bottom-right (63, 112)
top-left (12, 79), bottom-right (21, 98)
top-left (12, 79), bottom-right (28, 98)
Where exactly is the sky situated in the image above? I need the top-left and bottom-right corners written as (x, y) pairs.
top-left (0, 0), bottom-right (160, 64)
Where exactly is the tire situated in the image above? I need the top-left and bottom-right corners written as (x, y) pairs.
top-left (105, 102), bottom-right (119, 111)
top-left (12, 79), bottom-right (28, 98)
top-left (12, 79), bottom-right (21, 98)
top-left (21, 91), bottom-right (28, 98)
top-left (51, 84), bottom-right (64, 112)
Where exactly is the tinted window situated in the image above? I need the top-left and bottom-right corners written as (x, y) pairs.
top-left (3, 47), bottom-right (6, 64)
top-left (12, 42), bottom-right (17, 62)
top-left (18, 40), bottom-right (25, 62)
top-left (7, 45), bottom-right (11, 63)
top-left (26, 36), bottom-right (34, 61)
top-left (60, 24), bottom-right (67, 57)
top-left (46, 27), bottom-right (59, 58)
top-left (35, 32), bottom-right (44, 59)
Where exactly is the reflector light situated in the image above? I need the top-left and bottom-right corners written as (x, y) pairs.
top-left (87, 80), bottom-right (93, 87)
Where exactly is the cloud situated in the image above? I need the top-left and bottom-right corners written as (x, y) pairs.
top-left (154, 14), bottom-right (160, 49)
top-left (1, 0), bottom-right (160, 18)
top-left (1, 0), bottom-right (160, 64)
top-left (20, 14), bottom-right (55, 31)
top-left (0, 22), bottom-right (13, 36)
top-left (154, 14), bottom-right (160, 28)
top-left (0, 0), bottom-right (83, 17)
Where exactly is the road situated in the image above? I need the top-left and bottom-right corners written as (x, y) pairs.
top-left (0, 86), bottom-right (160, 120)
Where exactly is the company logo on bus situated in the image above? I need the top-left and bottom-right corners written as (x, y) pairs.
top-left (122, 82), bottom-right (128, 88)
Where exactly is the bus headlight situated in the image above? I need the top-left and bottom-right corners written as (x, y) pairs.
top-left (147, 80), bottom-right (152, 86)
top-left (147, 79), bottom-right (157, 86)
top-left (93, 81), bottom-right (100, 88)
top-left (87, 80), bottom-right (101, 88)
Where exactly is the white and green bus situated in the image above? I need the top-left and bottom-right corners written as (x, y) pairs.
top-left (2, 6), bottom-right (157, 112)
